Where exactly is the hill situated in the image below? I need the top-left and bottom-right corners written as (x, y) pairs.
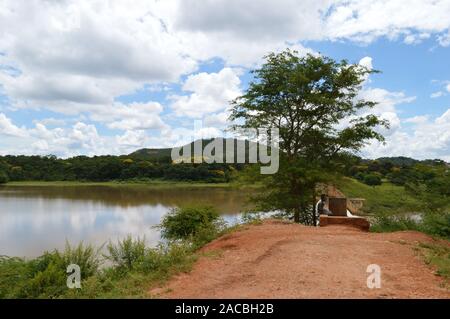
top-left (128, 138), bottom-right (260, 163)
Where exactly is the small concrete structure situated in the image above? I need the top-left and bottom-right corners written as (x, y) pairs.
top-left (320, 192), bottom-right (370, 231)
top-left (319, 215), bottom-right (370, 231)
top-left (328, 197), bottom-right (347, 216)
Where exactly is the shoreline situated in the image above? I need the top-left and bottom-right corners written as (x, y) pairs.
top-left (1, 180), bottom-right (251, 189)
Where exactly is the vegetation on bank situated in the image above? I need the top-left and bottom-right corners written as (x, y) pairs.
top-left (335, 177), bottom-right (423, 215)
top-left (416, 242), bottom-right (450, 286)
top-left (0, 152), bottom-right (243, 184)
top-left (1, 180), bottom-right (239, 189)
top-left (0, 206), bottom-right (235, 298)
top-left (370, 212), bottom-right (450, 239)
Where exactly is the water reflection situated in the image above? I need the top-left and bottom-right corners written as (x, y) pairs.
top-left (0, 186), bottom-right (252, 258)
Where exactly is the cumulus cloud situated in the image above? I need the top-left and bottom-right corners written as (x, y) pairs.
top-left (90, 102), bottom-right (167, 131)
top-left (0, 113), bottom-right (28, 137)
top-left (170, 68), bottom-right (241, 118)
top-left (430, 91), bottom-right (444, 98)
top-left (363, 109), bottom-right (450, 161)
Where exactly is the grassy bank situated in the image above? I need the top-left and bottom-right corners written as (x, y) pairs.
top-left (416, 242), bottom-right (450, 287)
top-left (336, 177), bottom-right (423, 215)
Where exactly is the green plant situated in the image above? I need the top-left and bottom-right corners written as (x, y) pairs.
top-left (370, 214), bottom-right (420, 233)
top-left (104, 235), bottom-right (146, 272)
top-left (421, 212), bottom-right (450, 239)
top-left (0, 170), bottom-right (9, 184)
top-left (418, 242), bottom-right (450, 284)
top-left (158, 206), bottom-right (224, 242)
top-left (0, 242), bottom-right (100, 298)
top-left (0, 256), bottom-right (30, 298)
top-left (363, 174), bottom-right (382, 186)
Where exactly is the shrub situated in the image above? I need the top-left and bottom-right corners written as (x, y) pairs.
top-left (421, 212), bottom-right (450, 239)
top-left (0, 170), bottom-right (9, 184)
top-left (371, 212), bottom-right (450, 240)
top-left (59, 241), bottom-right (101, 277)
top-left (0, 242), bottom-right (100, 298)
top-left (371, 214), bottom-right (420, 233)
top-left (105, 235), bottom-right (146, 272)
top-left (159, 206), bottom-right (224, 242)
top-left (363, 174), bottom-right (382, 186)
top-left (137, 242), bottom-right (194, 275)
top-left (0, 256), bottom-right (30, 298)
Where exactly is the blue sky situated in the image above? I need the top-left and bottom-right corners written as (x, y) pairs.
top-left (0, 0), bottom-right (449, 160)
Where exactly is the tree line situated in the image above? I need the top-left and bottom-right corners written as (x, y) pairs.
top-left (0, 154), bottom-right (242, 183)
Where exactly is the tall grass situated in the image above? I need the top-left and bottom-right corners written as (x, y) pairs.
top-left (371, 212), bottom-right (450, 240)
top-left (0, 242), bottom-right (100, 298)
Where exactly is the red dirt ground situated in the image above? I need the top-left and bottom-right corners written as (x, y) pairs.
top-left (150, 220), bottom-right (450, 299)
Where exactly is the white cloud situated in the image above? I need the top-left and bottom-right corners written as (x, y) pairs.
top-left (359, 56), bottom-right (373, 70)
top-left (116, 130), bottom-right (148, 147)
top-left (363, 109), bottom-right (450, 161)
top-left (90, 102), bottom-right (167, 131)
top-left (0, 0), bottom-right (197, 114)
top-left (170, 68), bottom-right (241, 118)
top-left (324, 0), bottom-right (450, 44)
top-left (430, 91), bottom-right (444, 98)
top-left (404, 115), bottom-right (429, 124)
top-left (0, 113), bottom-right (27, 137)
top-left (437, 29), bottom-right (450, 46)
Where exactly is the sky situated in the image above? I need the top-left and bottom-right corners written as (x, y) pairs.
top-left (0, 0), bottom-right (449, 160)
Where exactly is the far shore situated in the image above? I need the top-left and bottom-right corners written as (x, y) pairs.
top-left (2, 180), bottom-right (259, 189)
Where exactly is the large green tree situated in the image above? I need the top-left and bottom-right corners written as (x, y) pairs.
top-left (230, 50), bottom-right (389, 224)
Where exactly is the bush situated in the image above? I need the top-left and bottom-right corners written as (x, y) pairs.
top-left (0, 170), bottom-right (9, 184)
top-left (371, 214), bottom-right (420, 233)
top-left (421, 212), bottom-right (450, 239)
top-left (137, 242), bottom-right (194, 275)
top-left (159, 206), bottom-right (225, 243)
top-left (0, 256), bottom-right (30, 298)
top-left (104, 236), bottom-right (146, 272)
top-left (363, 174), bottom-right (382, 186)
top-left (371, 212), bottom-right (450, 240)
top-left (0, 242), bottom-right (100, 298)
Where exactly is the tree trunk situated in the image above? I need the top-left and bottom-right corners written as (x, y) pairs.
top-left (294, 207), bottom-right (300, 223)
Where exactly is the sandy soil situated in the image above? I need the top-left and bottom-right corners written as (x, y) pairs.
top-left (150, 220), bottom-right (449, 299)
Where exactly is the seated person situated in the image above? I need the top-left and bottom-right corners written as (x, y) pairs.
top-left (315, 194), bottom-right (332, 225)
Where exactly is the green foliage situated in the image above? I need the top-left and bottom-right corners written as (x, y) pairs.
top-left (0, 146), bottom-right (243, 184)
top-left (418, 242), bottom-right (450, 283)
top-left (159, 206), bottom-right (224, 244)
top-left (0, 242), bottom-right (100, 298)
top-left (0, 170), bottom-right (9, 184)
top-left (371, 212), bottom-right (450, 240)
top-left (363, 174), bottom-right (382, 186)
top-left (371, 214), bottom-right (420, 233)
top-left (421, 213), bottom-right (450, 239)
top-left (230, 49), bottom-right (388, 224)
top-left (336, 177), bottom-right (422, 215)
top-left (105, 236), bottom-right (146, 272)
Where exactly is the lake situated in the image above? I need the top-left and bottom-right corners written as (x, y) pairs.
top-left (0, 185), bottom-right (252, 258)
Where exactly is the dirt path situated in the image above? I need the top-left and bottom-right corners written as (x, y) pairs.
top-left (150, 220), bottom-right (449, 298)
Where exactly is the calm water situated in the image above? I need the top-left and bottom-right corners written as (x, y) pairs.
top-left (0, 185), bottom-right (252, 258)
